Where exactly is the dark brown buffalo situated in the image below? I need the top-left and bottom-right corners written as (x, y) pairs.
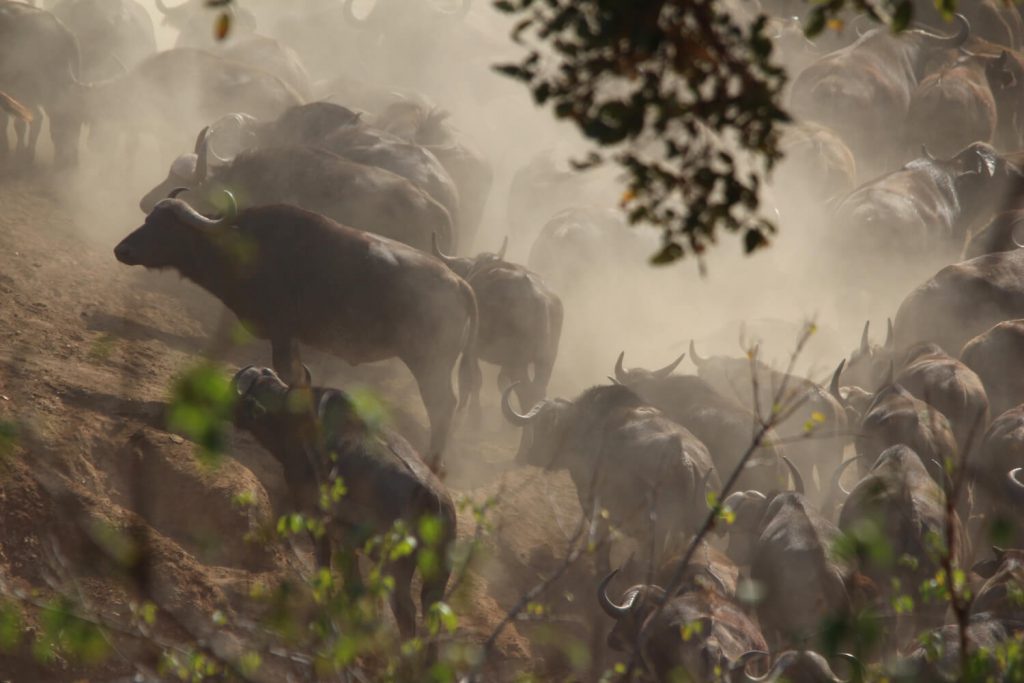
top-left (961, 320), bottom-right (1024, 417)
top-left (733, 650), bottom-right (862, 683)
top-left (502, 384), bottom-right (719, 574)
top-left (376, 97), bottom-right (492, 252)
top-left (231, 366), bottom-right (455, 638)
top-left (0, 1), bottom-right (86, 166)
top-left (598, 576), bottom-right (767, 682)
top-left (852, 382), bottom-right (958, 481)
top-left (963, 209), bottom-right (1024, 259)
top-left (114, 195), bottom-right (480, 469)
top-left (893, 247), bottom-right (1024, 355)
top-left (903, 55), bottom-right (997, 159)
top-left (838, 445), bottom-right (969, 632)
top-left (688, 342), bottom-right (848, 502)
top-left (613, 352), bottom-right (788, 493)
top-left (139, 132), bottom-right (456, 253)
top-left (720, 491), bottom-right (864, 649)
top-left (829, 143), bottom-right (1019, 266)
top-left (894, 342), bottom-right (990, 456)
top-left (433, 240), bottom-right (562, 412)
top-left (208, 107), bottom-right (461, 234)
top-left (788, 14), bottom-right (969, 170)
top-left (50, 0), bottom-right (156, 80)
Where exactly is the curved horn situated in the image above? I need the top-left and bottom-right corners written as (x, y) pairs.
top-left (501, 384), bottom-right (545, 426)
top-left (1008, 468), bottom-right (1024, 500)
top-left (497, 236), bottom-right (508, 260)
top-left (916, 13), bottom-right (970, 48)
top-left (782, 455), bottom-right (805, 495)
top-left (831, 456), bottom-right (861, 497)
top-left (431, 233), bottom-right (460, 267)
top-left (194, 126), bottom-right (210, 184)
top-left (730, 650), bottom-right (771, 682)
top-left (614, 351), bottom-right (628, 384)
top-left (165, 190), bottom-right (236, 230)
top-left (153, 0), bottom-right (185, 17)
top-left (652, 352), bottom-right (686, 379)
top-left (167, 187), bottom-right (189, 199)
top-left (233, 365), bottom-right (260, 395)
top-left (859, 320), bottom-right (870, 353)
top-left (885, 318), bottom-right (894, 350)
top-left (835, 652), bottom-right (865, 683)
top-left (921, 145), bottom-right (936, 161)
top-left (689, 340), bottom-right (706, 367)
top-left (830, 359), bottom-right (847, 405)
top-left (597, 570), bottom-right (634, 619)
top-left (1011, 218), bottom-right (1024, 249)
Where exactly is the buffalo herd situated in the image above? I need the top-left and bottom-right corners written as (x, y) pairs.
top-left (4, 0), bottom-right (1024, 680)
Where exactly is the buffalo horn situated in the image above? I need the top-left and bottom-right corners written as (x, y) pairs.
top-left (597, 570), bottom-right (636, 619)
top-left (831, 456), bottom-right (860, 497)
top-left (859, 320), bottom-right (870, 353)
top-left (921, 144), bottom-right (936, 161)
top-left (167, 189), bottom-right (237, 229)
top-left (782, 455), bottom-right (805, 495)
top-left (154, 0), bottom-right (185, 17)
top-left (194, 126), bottom-right (211, 184)
top-left (431, 233), bottom-right (460, 267)
top-left (1011, 218), bottom-right (1024, 249)
top-left (689, 340), bottom-right (706, 367)
top-left (497, 236), bottom-right (508, 260)
top-left (830, 359), bottom-right (847, 405)
top-left (885, 318), bottom-right (894, 349)
top-left (233, 366), bottom-right (260, 396)
top-left (1008, 468), bottom-right (1024, 500)
top-left (916, 13), bottom-right (970, 47)
top-left (501, 383), bottom-right (545, 426)
top-left (167, 187), bottom-right (189, 199)
top-left (652, 352), bottom-right (687, 379)
top-left (731, 650), bottom-right (771, 682)
top-left (836, 652), bottom-right (865, 683)
top-left (614, 351), bottom-right (628, 383)
top-left (883, 360), bottom-right (895, 387)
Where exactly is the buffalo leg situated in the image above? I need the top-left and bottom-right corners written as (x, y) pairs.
top-left (26, 107), bottom-right (42, 165)
top-left (271, 337), bottom-right (308, 388)
top-left (389, 557), bottom-right (418, 640)
top-left (407, 356), bottom-right (457, 473)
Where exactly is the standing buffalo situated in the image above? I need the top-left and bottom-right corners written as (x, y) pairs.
top-left (114, 194), bottom-right (480, 469)
top-left (613, 352), bottom-right (788, 492)
top-left (960, 320), bottom-right (1024, 417)
top-left (432, 240), bottom-right (562, 413)
top-left (0, 1), bottom-right (87, 166)
top-left (232, 366), bottom-right (455, 638)
top-left (838, 445), bottom-right (969, 633)
top-left (502, 384), bottom-right (719, 574)
top-left (139, 130), bottom-right (456, 253)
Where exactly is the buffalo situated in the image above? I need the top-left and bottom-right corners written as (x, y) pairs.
top-left (433, 239), bottom-right (562, 413)
top-left (139, 129), bottom-right (456, 253)
top-left (232, 366), bottom-right (455, 638)
top-left (114, 193), bottom-right (480, 469)
top-left (960, 319), bottom-right (1024, 417)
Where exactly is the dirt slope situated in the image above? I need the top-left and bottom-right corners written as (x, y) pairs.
top-left (0, 175), bottom-right (606, 681)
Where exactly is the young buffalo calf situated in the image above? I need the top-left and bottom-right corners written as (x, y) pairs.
top-left (231, 366), bottom-right (456, 639)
